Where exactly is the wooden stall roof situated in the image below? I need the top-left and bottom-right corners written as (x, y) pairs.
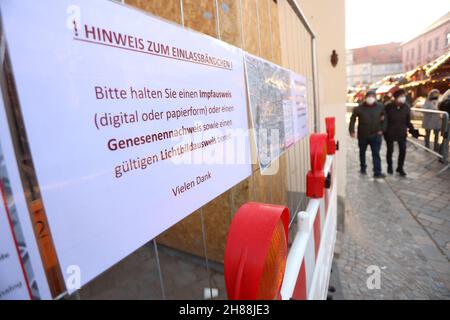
top-left (426, 50), bottom-right (450, 76)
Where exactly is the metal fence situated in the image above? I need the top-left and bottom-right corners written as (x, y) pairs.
top-left (409, 107), bottom-right (449, 164)
top-left (0, 0), bottom-right (320, 300)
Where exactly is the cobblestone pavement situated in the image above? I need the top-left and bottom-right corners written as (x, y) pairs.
top-left (386, 142), bottom-right (450, 260)
top-left (335, 135), bottom-right (450, 299)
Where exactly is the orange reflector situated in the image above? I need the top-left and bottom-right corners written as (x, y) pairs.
top-left (257, 220), bottom-right (288, 299)
top-left (224, 202), bottom-right (289, 300)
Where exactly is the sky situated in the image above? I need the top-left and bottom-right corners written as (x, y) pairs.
top-left (346, 0), bottom-right (450, 49)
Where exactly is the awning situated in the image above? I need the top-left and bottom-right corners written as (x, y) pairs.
top-left (400, 80), bottom-right (427, 88)
top-left (376, 85), bottom-right (399, 94)
top-left (426, 51), bottom-right (450, 76)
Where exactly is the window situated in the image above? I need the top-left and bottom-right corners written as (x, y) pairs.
top-left (417, 43), bottom-right (422, 59)
top-left (447, 33), bottom-right (450, 47)
top-left (406, 50), bottom-right (409, 61)
top-left (435, 37), bottom-right (439, 50)
top-left (411, 48), bottom-right (415, 59)
top-left (428, 40), bottom-right (432, 53)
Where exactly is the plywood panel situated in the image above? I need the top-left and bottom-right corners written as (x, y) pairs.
top-left (157, 210), bottom-right (204, 258)
top-left (278, 0), bottom-right (289, 68)
top-left (271, 172), bottom-right (281, 204)
top-left (258, 0), bottom-right (272, 61)
top-left (242, 0), bottom-right (260, 55)
top-left (125, 0), bottom-right (182, 25)
top-left (231, 178), bottom-right (252, 215)
top-left (280, 152), bottom-right (289, 205)
top-left (183, 0), bottom-right (217, 37)
top-left (203, 191), bottom-right (231, 262)
top-left (218, 0), bottom-right (242, 47)
top-left (249, 169), bottom-right (269, 203)
top-left (205, 175), bottom-right (253, 262)
top-left (270, 0), bottom-right (282, 64)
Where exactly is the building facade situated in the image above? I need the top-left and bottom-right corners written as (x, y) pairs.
top-left (346, 42), bottom-right (403, 87)
top-left (402, 12), bottom-right (450, 71)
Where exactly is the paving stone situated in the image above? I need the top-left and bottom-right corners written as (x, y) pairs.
top-left (417, 214), bottom-right (445, 225)
top-left (335, 134), bottom-right (450, 300)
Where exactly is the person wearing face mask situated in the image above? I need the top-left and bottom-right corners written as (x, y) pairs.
top-left (384, 89), bottom-right (417, 177)
top-left (349, 90), bottom-right (386, 178)
top-left (422, 89), bottom-right (441, 151)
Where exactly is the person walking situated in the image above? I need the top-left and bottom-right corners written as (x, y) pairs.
top-left (439, 89), bottom-right (450, 116)
top-left (349, 90), bottom-right (386, 178)
top-left (422, 89), bottom-right (441, 151)
top-left (382, 92), bottom-right (393, 106)
top-left (384, 89), bottom-right (418, 177)
top-left (438, 89), bottom-right (450, 162)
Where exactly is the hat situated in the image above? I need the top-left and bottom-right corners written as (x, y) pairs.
top-left (365, 90), bottom-right (376, 97)
top-left (393, 89), bottom-right (406, 98)
top-left (428, 89), bottom-right (440, 99)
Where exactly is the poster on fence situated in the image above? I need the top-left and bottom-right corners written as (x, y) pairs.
top-left (291, 73), bottom-right (309, 143)
top-left (244, 53), bottom-right (309, 171)
top-left (0, 86), bottom-right (52, 300)
top-left (0, 182), bottom-right (30, 300)
top-left (1, 0), bottom-right (251, 293)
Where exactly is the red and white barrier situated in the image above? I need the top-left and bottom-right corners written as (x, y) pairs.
top-left (224, 117), bottom-right (338, 300)
top-left (281, 154), bottom-right (337, 300)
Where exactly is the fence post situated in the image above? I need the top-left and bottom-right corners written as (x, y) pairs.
top-left (440, 114), bottom-right (449, 163)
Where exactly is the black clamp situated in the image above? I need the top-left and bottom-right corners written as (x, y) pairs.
top-left (325, 172), bottom-right (332, 189)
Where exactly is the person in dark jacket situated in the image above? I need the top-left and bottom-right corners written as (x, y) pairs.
top-left (438, 89), bottom-right (450, 162)
top-left (439, 89), bottom-right (450, 116)
top-left (382, 92), bottom-right (393, 106)
top-left (384, 89), bottom-right (417, 177)
top-left (349, 90), bottom-right (386, 178)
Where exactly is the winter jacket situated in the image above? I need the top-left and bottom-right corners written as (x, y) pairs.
top-left (422, 99), bottom-right (441, 130)
top-left (349, 102), bottom-right (385, 139)
top-left (384, 102), bottom-right (414, 141)
top-left (439, 98), bottom-right (450, 116)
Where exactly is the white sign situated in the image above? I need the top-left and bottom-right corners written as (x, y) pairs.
top-left (290, 73), bottom-right (309, 143)
top-left (1, 0), bottom-right (251, 292)
top-left (0, 188), bottom-right (30, 300)
top-left (244, 53), bottom-right (309, 171)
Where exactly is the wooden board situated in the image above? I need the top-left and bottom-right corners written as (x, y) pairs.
top-left (218, 0), bottom-right (242, 47)
top-left (125, 0), bottom-right (182, 25)
top-left (183, 0), bottom-right (217, 37)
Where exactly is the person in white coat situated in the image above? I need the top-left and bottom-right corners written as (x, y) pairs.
top-left (422, 89), bottom-right (441, 151)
